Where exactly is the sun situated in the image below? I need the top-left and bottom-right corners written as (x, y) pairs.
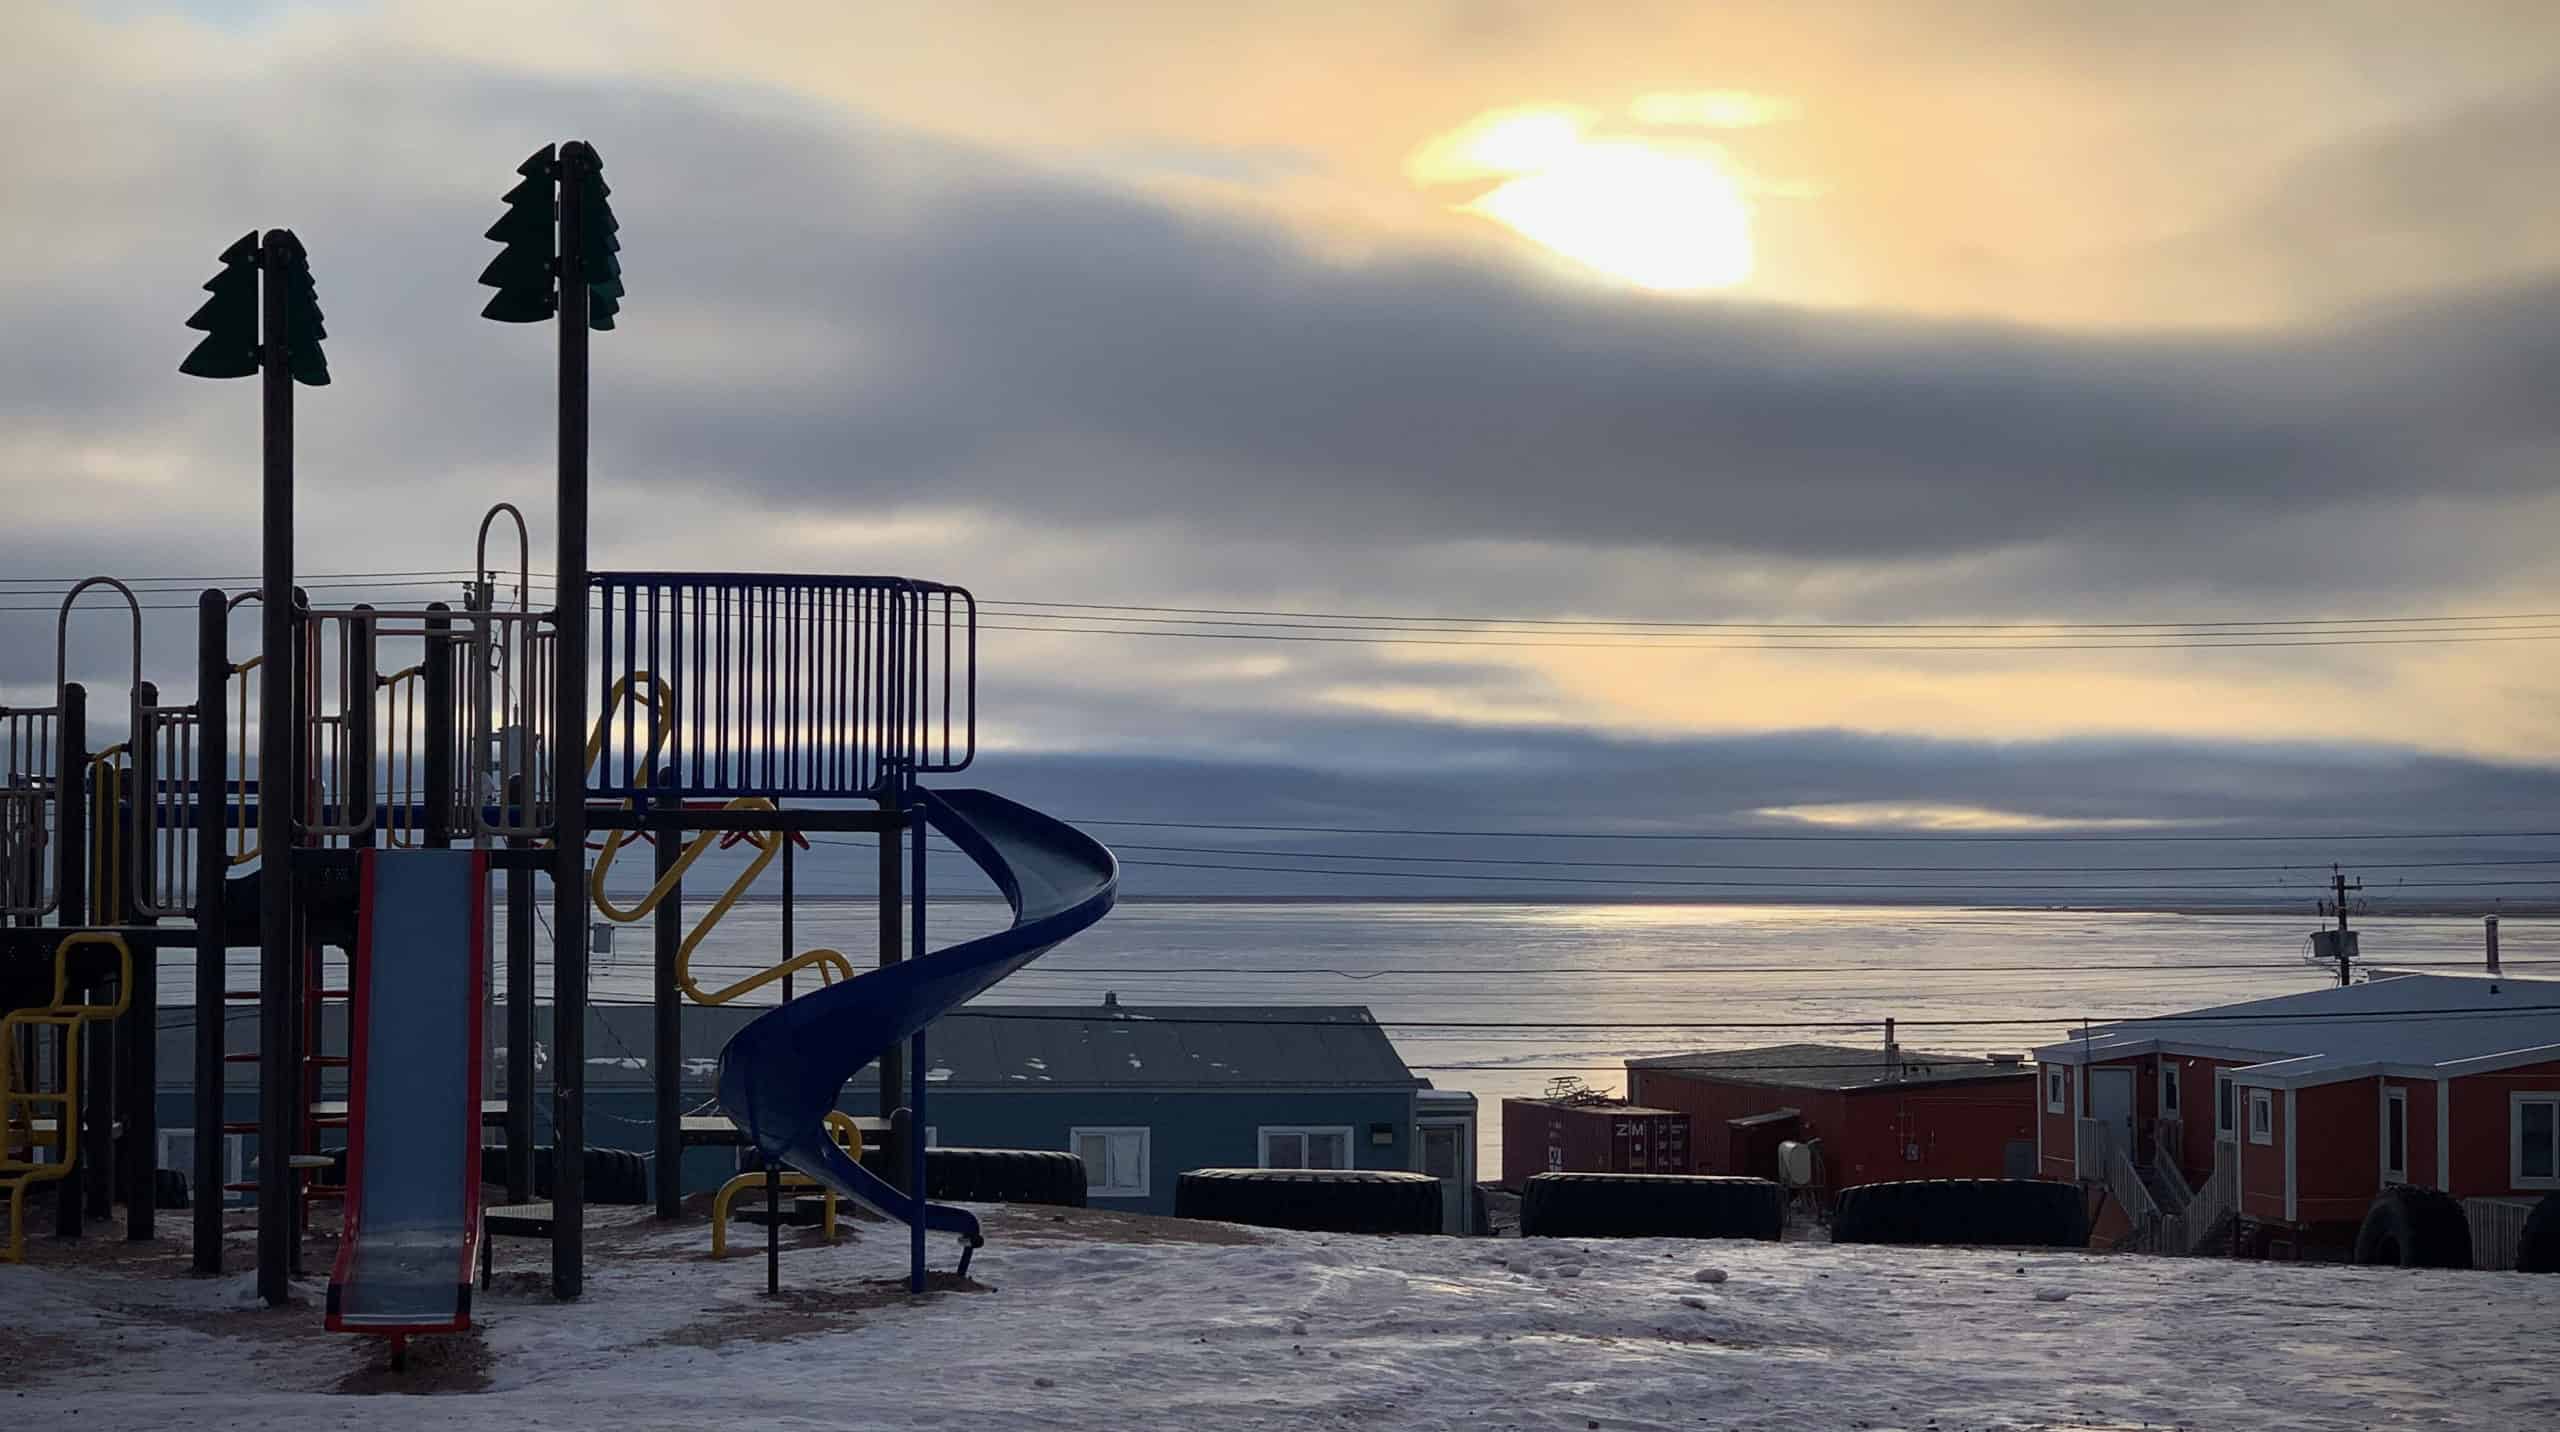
top-left (1409, 105), bottom-right (1760, 293)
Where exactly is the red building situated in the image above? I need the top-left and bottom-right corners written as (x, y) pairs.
top-left (2033, 971), bottom-right (2560, 1258)
top-left (1625, 1043), bottom-right (2040, 1201)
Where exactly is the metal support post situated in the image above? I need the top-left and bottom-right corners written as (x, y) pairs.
top-left (192, 590), bottom-right (228, 1272)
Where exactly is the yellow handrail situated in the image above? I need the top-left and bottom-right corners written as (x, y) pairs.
top-left (3, 933), bottom-right (134, 1262)
top-left (229, 656), bottom-right (261, 866)
top-left (377, 664), bottom-right (425, 847)
top-left (88, 746), bottom-right (129, 925)
top-left (583, 674), bottom-right (857, 1006)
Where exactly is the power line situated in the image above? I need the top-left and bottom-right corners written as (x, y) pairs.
top-left (1109, 855), bottom-right (2560, 892)
top-left (981, 597), bottom-right (2560, 633)
top-left (933, 958), bottom-right (2560, 979)
top-left (0, 568), bottom-right (484, 587)
top-left (973, 621), bottom-right (2560, 652)
top-left (1090, 841), bottom-right (2560, 876)
top-left (872, 1003), bottom-right (2555, 1031)
top-left (977, 605), bottom-right (2560, 642)
top-left (1064, 817), bottom-right (2560, 844)
top-left (18, 570), bottom-right (2560, 651)
top-left (790, 836), bottom-right (2556, 891)
top-left (18, 569), bottom-right (2560, 632)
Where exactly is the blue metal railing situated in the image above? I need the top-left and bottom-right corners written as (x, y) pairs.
top-left (588, 572), bottom-right (975, 801)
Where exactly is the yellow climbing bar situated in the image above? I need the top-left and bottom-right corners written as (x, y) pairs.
top-left (3, 933), bottom-right (134, 1263)
top-left (583, 674), bottom-right (858, 1007)
top-left (707, 1117), bottom-right (867, 1258)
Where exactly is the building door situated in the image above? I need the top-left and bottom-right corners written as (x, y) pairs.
top-left (1419, 1123), bottom-right (1467, 1233)
top-left (2088, 1068), bottom-right (2136, 1168)
top-left (2382, 1087), bottom-right (2409, 1184)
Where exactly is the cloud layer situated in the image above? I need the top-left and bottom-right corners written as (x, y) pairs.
top-left (5, 6), bottom-right (2556, 839)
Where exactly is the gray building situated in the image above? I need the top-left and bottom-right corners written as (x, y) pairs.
top-left (155, 997), bottom-right (1479, 1224)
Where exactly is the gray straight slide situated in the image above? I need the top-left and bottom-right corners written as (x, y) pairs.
top-left (327, 848), bottom-right (487, 1345)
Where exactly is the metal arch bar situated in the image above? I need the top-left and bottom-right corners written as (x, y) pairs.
top-left (475, 502), bottom-right (532, 615)
top-left (54, 576), bottom-right (145, 701)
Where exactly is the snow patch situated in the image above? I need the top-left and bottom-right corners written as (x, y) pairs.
top-left (11, 1214), bottom-right (2548, 1431)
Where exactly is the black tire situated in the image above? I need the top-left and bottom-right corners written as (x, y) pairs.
top-left (530, 1146), bottom-right (653, 1205)
top-left (1832, 1178), bottom-right (2088, 1248)
top-left (1175, 1168), bottom-right (1442, 1234)
top-left (2518, 1194), bottom-right (2560, 1274)
top-left (925, 1148), bottom-right (1089, 1207)
top-left (153, 1167), bottom-right (191, 1210)
top-left (1519, 1173), bottom-right (1783, 1240)
top-left (2353, 1185), bottom-right (2472, 1269)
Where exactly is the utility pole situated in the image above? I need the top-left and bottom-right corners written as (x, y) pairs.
top-left (2327, 865), bottom-right (2362, 987)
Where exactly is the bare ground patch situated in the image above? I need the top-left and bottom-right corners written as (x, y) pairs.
top-left (650, 1273), bottom-right (989, 1351)
top-left (977, 1203), bottom-right (1267, 1248)
top-left (0, 1327), bottom-right (81, 1387)
top-left (332, 1326), bottom-right (494, 1395)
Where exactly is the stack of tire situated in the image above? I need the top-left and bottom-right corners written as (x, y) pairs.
top-left (2521, 1194), bottom-right (2560, 1274)
top-left (1519, 1173), bottom-right (1783, 1240)
top-left (531, 1145), bottom-right (654, 1205)
top-left (2352, 1185), bottom-right (2472, 1269)
top-left (923, 1148), bottom-right (1088, 1207)
top-left (1831, 1178), bottom-right (2088, 1248)
top-left (1175, 1168), bottom-right (1443, 1234)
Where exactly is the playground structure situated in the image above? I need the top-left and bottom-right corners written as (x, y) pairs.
top-left (0, 139), bottom-right (1119, 1361)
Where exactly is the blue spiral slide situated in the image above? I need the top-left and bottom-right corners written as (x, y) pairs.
top-left (716, 788), bottom-right (1117, 1274)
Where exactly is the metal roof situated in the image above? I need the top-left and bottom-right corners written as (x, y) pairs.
top-left (925, 1004), bottom-right (1421, 1090)
top-left (158, 1002), bottom-right (1422, 1094)
top-left (1628, 1041), bottom-right (2033, 1092)
top-left (2030, 971), bottom-right (2560, 1088)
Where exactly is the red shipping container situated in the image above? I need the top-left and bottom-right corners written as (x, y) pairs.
top-left (1500, 1097), bottom-right (1691, 1187)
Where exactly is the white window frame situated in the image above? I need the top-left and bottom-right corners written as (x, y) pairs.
top-left (2381, 1086), bottom-right (2409, 1185)
top-left (2160, 1061), bottom-right (2181, 1119)
top-left (2045, 1067), bottom-right (2067, 1114)
top-left (1069, 1126), bottom-right (1151, 1200)
top-left (2512, 1091), bottom-right (2560, 1190)
top-left (1258, 1124), bottom-right (1355, 1172)
top-left (157, 1129), bottom-right (248, 1204)
top-left (2248, 1088), bottom-right (2274, 1146)
top-left (2215, 1071), bottom-right (2236, 1139)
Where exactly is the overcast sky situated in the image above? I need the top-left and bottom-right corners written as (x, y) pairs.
top-left (8, 2), bottom-right (2559, 898)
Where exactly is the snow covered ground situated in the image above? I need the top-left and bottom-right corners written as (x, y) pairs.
top-left (6, 1205), bottom-right (2547, 1431)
